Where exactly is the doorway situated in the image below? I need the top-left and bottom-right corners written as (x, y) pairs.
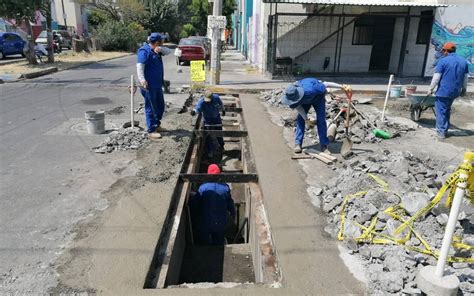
top-left (369, 17), bottom-right (396, 71)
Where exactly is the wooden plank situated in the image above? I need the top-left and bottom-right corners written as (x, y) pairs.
top-left (180, 173), bottom-right (258, 183)
top-left (291, 154), bottom-right (314, 160)
top-left (195, 130), bottom-right (248, 137)
top-left (320, 152), bottom-right (337, 162)
top-left (304, 151), bottom-right (334, 164)
top-left (224, 107), bottom-right (242, 113)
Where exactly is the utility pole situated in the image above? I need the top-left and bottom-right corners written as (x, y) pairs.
top-left (61, 0), bottom-right (67, 28)
top-left (210, 0), bottom-right (223, 85)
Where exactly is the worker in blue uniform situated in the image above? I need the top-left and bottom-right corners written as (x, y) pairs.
top-left (428, 42), bottom-right (469, 139)
top-left (136, 32), bottom-right (172, 139)
top-left (191, 90), bottom-right (226, 153)
top-left (281, 78), bottom-right (351, 153)
top-left (189, 164), bottom-right (236, 245)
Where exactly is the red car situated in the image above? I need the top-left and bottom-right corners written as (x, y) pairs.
top-left (175, 38), bottom-right (207, 65)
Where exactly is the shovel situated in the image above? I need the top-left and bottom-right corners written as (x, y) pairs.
top-left (341, 91), bottom-right (353, 159)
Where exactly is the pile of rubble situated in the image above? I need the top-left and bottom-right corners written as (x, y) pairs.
top-left (318, 151), bottom-right (473, 294)
top-left (260, 88), bottom-right (285, 107)
top-left (260, 89), bottom-right (415, 144)
top-left (92, 128), bottom-right (149, 153)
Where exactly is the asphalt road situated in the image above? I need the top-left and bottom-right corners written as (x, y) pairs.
top-left (0, 53), bottom-right (191, 293)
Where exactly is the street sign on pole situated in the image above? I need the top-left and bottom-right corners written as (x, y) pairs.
top-left (208, 16), bottom-right (226, 29)
top-left (190, 60), bottom-right (206, 82)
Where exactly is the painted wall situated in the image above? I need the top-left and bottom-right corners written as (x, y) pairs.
top-left (52, 0), bottom-right (85, 34)
top-left (424, 4), bottom-right (474, 76)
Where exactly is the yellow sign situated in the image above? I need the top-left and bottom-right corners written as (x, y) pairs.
top-left (190, 60), bottom-right (206, 82)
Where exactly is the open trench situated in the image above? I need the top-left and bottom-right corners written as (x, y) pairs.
top-left (144, 94), bottom-right (282, 289)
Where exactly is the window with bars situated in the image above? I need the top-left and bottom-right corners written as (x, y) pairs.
top-left (352, 18), bottom-right (374, 45)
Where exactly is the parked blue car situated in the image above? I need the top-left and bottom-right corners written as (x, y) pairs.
top-left (0, 32), bottom-right (27, 59)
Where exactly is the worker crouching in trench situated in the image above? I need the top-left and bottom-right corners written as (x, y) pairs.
top-left (188, 164), bottom-right (236, 245)
top-left (191, 90), bottom-right (226, 158)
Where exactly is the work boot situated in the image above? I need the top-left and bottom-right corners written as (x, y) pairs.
top-left (294, 144), bottom-right (302, 154)
top-left (155, 126), bottom-right (168, 132)
top-left (148, 132), bottom-right (162, 140)
top-left (321, 145), bottom-right (331, 154)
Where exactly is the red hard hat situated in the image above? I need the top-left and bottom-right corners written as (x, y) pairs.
top-left (207, 164), bottom-right (221, 175)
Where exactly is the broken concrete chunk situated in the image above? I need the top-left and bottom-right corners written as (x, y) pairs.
top-left (401, 192), bottom-right (430, 216)
top-left (436, 213), bottom-right (449, 226)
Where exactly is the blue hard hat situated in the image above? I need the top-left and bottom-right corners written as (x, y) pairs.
top-left (149, 32), bottom-right (164, 43)
top-left (281, 83), bottom-right (304, 107)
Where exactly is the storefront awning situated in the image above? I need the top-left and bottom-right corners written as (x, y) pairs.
top-left (262, 0), bottom-right (449, 7)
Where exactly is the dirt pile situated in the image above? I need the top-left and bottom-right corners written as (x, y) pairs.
top-left (92, 128), bottom-right (150, 153)
top-left (319, 150), bottom-right (473, 294)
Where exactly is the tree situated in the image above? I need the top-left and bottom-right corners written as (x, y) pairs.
top-left (187, 0), bottom-right (210, 36)
top-left (38, 0), bottom-right (54, 63)
top-left (92, 0), bottom-right (148, 26)
top-left (0, 0), bottom-right (39, 64)
top-left (145, 0), bottom-right (180, 39)
top-left (186, 0), bottom-right (235, 36)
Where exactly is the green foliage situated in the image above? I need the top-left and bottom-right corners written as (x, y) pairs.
top-left (96, 21), bottom-right (147, 52)
top-left (179, 23), bottom-right (196, 39)
top-left (0, 0), bottom-right (37, 22)
top-left (88, 9), bottom-right (110, 30)
top-left (146, 0), bottom-right (179, 39)
top-left (187, 0), bottom-right (209, 36)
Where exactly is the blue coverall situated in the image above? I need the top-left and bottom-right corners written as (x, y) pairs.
top-left (293, 78), bottom-right (329, 147)
top-left (434, 53), bottom-right (469, 136)
top-left (189, 182), bottom-right (236, 245)
top-left (137, 44), bottom-right (165, 133)
top-left (194, 94), bottom-right (225, 150)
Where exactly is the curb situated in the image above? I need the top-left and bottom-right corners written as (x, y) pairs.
top-left (21, 67), bottom-right (58, 79)
top-left (3, 52), bottom-right (133, 81)
top-left (0, 59), bottom-right (25, 66)
top-left (58, 52), bottom-right (133, 72)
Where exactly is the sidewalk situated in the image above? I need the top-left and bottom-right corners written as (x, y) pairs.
top-left (217, 50), bottom-right (473, 95)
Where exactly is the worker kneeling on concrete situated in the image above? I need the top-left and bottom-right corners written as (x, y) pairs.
top-left (191, 90), bottom-right (225, 153)
top-left (189, 164), bottom-right (236, 245)
top-left (281, 78), bottom-right (351, 153)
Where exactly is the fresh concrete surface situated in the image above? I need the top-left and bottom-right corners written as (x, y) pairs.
top-left (0, 53), bottom-right (191, 294)
top-left (240, 93), bottom-right (367, 294)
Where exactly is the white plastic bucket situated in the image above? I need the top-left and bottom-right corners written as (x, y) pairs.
top-left (85, 111), bottom-right (105, 134)
top-left (390, 85), bottom-right (402, 98)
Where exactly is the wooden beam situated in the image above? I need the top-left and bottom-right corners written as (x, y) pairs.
top-left (224, 107), bottom-right (242, 113)
top-left (195, 130), bottom-right (248, 137)
top-left (180, 173), bottom-right (258, 183)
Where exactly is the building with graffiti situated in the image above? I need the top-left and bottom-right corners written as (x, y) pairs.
top-left (425, 1), bottom-right (473, 76)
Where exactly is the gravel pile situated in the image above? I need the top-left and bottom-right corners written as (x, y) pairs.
top-left (318, 151), bottom-right (473, 295)
top-left (92, 128), bottom-right (150, 153)
top-left (260, 88), bottom-right (285, 107)
top-left (260, 89), bottom-right (415, 144)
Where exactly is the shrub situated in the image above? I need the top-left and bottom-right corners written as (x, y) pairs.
top-left (95, 21), bottom-right (147, 52)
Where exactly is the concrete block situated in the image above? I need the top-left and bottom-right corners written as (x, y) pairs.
top-left (416, 265), bottom-right (459, 296)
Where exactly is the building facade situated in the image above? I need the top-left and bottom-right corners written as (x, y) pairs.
top-left (234, 0), bottom-right (473, 78)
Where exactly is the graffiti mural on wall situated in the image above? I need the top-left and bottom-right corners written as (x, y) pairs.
top-left (430, 20), bottom-right (474, 74)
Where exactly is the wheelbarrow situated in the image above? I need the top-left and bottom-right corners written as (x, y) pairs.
top-left (407, 94), bottom-right (436, 122)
